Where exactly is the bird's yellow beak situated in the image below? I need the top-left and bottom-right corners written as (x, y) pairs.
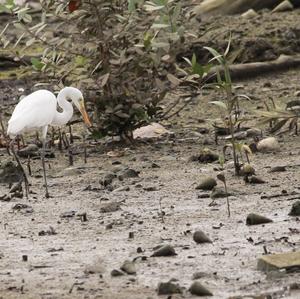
top-left (79, 99), bottom-right (92, 127)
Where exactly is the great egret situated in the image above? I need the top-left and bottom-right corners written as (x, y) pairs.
top-left (7, 86), bottom-right (92, 198)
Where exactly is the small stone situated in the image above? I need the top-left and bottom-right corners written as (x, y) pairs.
top-left (0, 160), bottom-right (23, 184)
top-left (111, 269), bottom-right (124, 277)
top-left (113, 185), bottom-right (130, 192)
top-left (118, 168), bottom-right (139, 180)
top-left (257, 137), bottom-right (280, 153)
top-left (196, 177), bottom-right (217, 191)
top-left (269, 166), bottom-right (286, 173)
top-left (210, 187), bottom-right (230, 199)
top-left (151, 244), bottom-right (177, 257)
top-left (193, 230), bottom-right (212, 244)
top-left (246, 128), bottom-right (262, 137)
top-left (198, 148), bottom-right (219, 163)
top-left (120, 260), bottom-right (136, 275)
top-left (257, 251), bottom-right (300, 272)
top-left (157, 281), bottom-right (182, 295)
top-left (101, 172), bottom-right (117, 186)
top-left (100, 201), bottom-right (121, 213)
top-left (143, 186), bottom-right (158, 191)
top-left (241, 8), bottom-right (258, 19)
top-left (247, 176), bottom-right (266, 184)
top-left (289, 201), bottom-right (300, 216)
top-left (246, 213), bottom-right (273, 225)
top-left (294, 91), bottom-right (300, 97)
top-left (18, 144), bottom-right (39, 158)
top-left (240, 164), bottom-right (255, 176)
top-left (84, 258), bottom-right (106, 274)
top-left (272, 0), bottom-right (293, 13)
top-left (189, 281), bottom-right (213, 296)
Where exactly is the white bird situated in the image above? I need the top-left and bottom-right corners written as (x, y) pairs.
top-left (7, 86), bottom-right (92, 198)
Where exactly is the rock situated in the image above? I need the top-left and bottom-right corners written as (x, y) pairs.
top-left (111, 269), bottom-right (125, 277)
top-left (193, 230), bottom-right (212, 244)
top-left (189, 281), bottom-right (213, 296)
top-left (246, 213), bottom-right (273, 225)
top-left (151, 244), bottom-right (177, 257)
top-left (18, 144), bottom-right (39, 158)
top-left (157, 281), bottom-right (182, 295)
top-left (113, 185), bottom-right (130, 192)
top-left (120, 260), bottom-right (136, 275)
top-left (289, 201), bottom-right (300, 216)
top-left (272, 0), bottom-right (293, 12)
top-left (101, 172), bottom-right (117, 186)
top-left (294, 90), bottom-right (300, 97)
top-left (0, 160), bottom-right (23, 184)
top-left (210, 187), bottom-right (230, 199)
top-left (269, 166), bottom-right (286, 173)
top-left (133, 123), bottom-right (173, 140)
top-left (118, 168), bottom-right (139, 180)
top-left (12, 203), bottom-right (33, 214)
top-left (143, 186), bottom-right (158, 191)
top-left (100, 201), bottom-right (121, 213)
top-left (257, 137), bottom-right (280, 153)
top-left (240, 164), bottom-right (255, 176)
top-left (198, 148), bottom-right (219, 163)
top-left (257, 251), bottom-right (300, 272)
top-left (247, 176), bottom-right (266, 184)
top-left (241, 8), bottom-right (258, 19)
top-left (84, 258), bottom-right (106, 274)
top-left (196, 177), bottom-right (217, 191)
top-left (246, 128), bottom-right (262, 137)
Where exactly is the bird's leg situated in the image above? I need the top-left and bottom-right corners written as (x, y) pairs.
top-left (9, 139), bottom-right (29, 199)
top-left (41, 137), bottom-right (50, 199)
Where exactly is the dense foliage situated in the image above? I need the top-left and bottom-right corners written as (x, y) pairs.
top-left (0, 0), bottom-right (189, 139)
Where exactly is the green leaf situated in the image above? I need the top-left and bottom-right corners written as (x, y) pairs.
top-left (204, 46), bottom-right (225, 65)
top-left (31, 57), bottom-right (44, 70)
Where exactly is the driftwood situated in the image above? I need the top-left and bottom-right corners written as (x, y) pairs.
top-left (193, 0), bottom-right (298, 16)
top-left (206, 54), bottom-right (300, 82)
top-left (0, 55), bottom-right (34, 70)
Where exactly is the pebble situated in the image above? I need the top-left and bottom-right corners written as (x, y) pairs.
top-left (210, 187), bottom-right (230, 199)
top-left (100, 201), bottom-right (121, 213)
top-left (272, 0), bottom-right (293, 13)
top-left (269, 166), bottom-right (286, 173)
top-left (0, 160), bottom-right (23, 184)
top-left (196, 177), bottom-right (217, 191)
top-left (18, 144), bottom-right (39, 158)
top-left (193, 230), bottom-right (212, 244)
top-left (257, 137), bottom-right (280, 153)
top-left (151, 244), bottom-right (177, 257)
top-left (241, 8), bottom-right (258, 19)
top-left (189, 281), bottom-right (213, 296)
top-left (289, 201), bottom-right (300, 216)
top-left (240, 164), bottom-right (255, 176)
top-left (157, 281), bottom-right (182, 295)
top-left (246, 213), bottom-right (273, 225)
top-left (111, 269), bottom-right (125, 277)
top-left (120, 260), bottom-right (136, 275)
top-left (246, 128), bottom-right (262, 137)
top-left (118, 168), bottom-right (139, 180)
top-left (247, 176), bottom-right (266, 184)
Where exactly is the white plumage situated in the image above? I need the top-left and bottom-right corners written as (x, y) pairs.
top-left (7, 86), bottom-right (92, 198)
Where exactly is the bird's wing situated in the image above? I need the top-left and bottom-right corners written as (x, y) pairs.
top-left (7, 90), bottom-right (57, 137)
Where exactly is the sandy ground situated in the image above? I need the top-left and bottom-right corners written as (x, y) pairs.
top-left (1, 4), bottom-right (300, 299)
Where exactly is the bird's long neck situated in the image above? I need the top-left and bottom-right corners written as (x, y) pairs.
top-left (51, 88), bottom-right (74, 126)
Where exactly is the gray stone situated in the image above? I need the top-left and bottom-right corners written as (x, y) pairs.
top-left (152, 244), bottom-right (176, 257)
top-left (120, 260), bottom-right (136, 275)
top-left (289, 201), bottom-right (300, 216)
top-left (246, 213), bottom-right (273, 225)
top-left (157, 281), bottom-right (182, 295)
top-left (196, 177), bottom-right (217, 191)
top-left (272, 0), bottom-right (293, 13)
top-left (258, 251), bottom-right (300, 272)
top-left (193, 230), bottom-right (212, 244)
top-left (189, 281), bottom-right (213, 296)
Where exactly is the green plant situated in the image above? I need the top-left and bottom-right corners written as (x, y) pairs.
top-left (0, 0), bottom-right (188, 140)
top-left (204, 43), bottom-right (251, 175)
